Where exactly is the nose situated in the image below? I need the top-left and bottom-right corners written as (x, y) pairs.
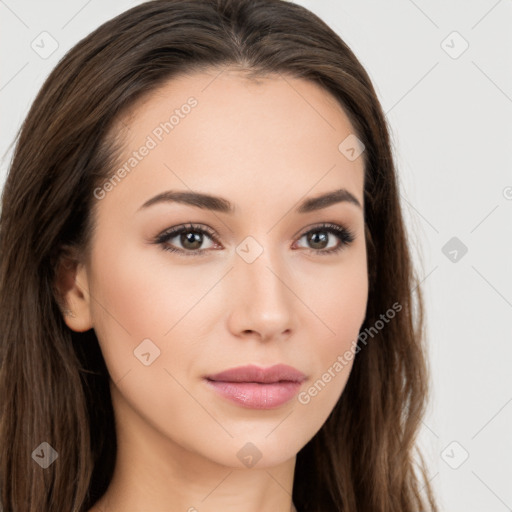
top-left (225, 243), bottom-right (298, 342)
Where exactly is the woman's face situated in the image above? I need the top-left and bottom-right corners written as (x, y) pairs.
top-left (66, 68), bottom-right (368, 470)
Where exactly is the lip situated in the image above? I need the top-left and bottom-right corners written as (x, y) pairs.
top-left (204, 364), bottom-right (307, 409)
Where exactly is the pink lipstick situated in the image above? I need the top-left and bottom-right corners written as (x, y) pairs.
top-left (204, 364), bottom-right (306, 409)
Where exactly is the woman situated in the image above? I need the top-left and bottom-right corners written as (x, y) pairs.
top-left (0, 1), bottom-right (438, 511)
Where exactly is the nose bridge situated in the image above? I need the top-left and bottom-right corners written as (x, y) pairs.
top-left (229, 232), bottom-right (296, 336)
top-left (236, 233), bottom-right (288, 301)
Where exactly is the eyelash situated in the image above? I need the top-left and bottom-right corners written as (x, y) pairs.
top-left (153, 222), bottom-right (355, 258)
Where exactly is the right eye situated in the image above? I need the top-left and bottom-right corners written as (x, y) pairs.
top-left (154, 223), bottom-right (221, 256)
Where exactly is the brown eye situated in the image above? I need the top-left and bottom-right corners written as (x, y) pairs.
top-left (306, 230), bottom-right (330, 250)
top-left (295, 223), bottom-right (355, 255)
top-left (154, 222), bottom-right (355, 258)
top-left (179, 231), bottom-right (204, 250)
top-left (155, 223), bottom-right (219, 256)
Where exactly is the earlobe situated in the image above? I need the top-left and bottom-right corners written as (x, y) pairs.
top-left (54, 249), bottom-right (93, 333)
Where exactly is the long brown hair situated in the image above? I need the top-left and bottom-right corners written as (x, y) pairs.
top-left (0, 1), bottom-right (437, 510)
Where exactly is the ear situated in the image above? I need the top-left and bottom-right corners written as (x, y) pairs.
top-left (54, 247), bottom-right (93, 332)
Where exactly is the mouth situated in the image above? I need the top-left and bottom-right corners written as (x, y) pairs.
top-left (205, 363), bottom-right (307, 384)
top-left (204, 364), bottom-right (307, 409)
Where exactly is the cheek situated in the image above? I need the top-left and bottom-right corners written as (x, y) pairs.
top-left (89, 240), bottom-right (194, 336)
top-left (87, 239), bottom-right (222, 384)
top-left (87, 245), bottom-right (212, 438)
top-left (86, 239), bottom-right (164, 380)
top-left (296, 254), bottom-right (368, 406)
top-left (300, 250), bottom-right (368, 346)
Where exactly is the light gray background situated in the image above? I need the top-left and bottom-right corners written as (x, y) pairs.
top-left (1, 1), bottom-right (511, 510)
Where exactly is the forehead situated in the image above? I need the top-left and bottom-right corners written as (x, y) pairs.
top-left (103, 68), bottom-right (365, 214)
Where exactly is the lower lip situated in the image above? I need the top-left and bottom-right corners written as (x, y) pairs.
top-left (205, 379), bottom-right (302, 409)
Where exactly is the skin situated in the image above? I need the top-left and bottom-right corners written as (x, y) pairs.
top-left (58, 67), bottom-right (368, 512)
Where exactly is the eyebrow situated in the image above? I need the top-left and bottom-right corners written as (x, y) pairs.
top-left (138, 188), bottom-right (362, 214)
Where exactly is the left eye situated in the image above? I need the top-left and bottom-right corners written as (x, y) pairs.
top-left (293, 223), bottom-right (355, 254)
top-left (154, 222), bottom-right (355, 257)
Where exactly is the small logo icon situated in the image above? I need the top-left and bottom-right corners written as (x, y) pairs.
top-left (32, 442), bottom-right (59, 469)
top-left (338, 134), bottom-right (365, 161)
top-left (236, 236), bottom-right (264, 264)
top-left (134, 338), bottom-right (161, 366)
top-left (31, 31), bottom-right (59, 59)
top-left (442, 236), bottom-right (468, 263)
top-left (441, 440), bottom-right (469, 469)
top-left (236, 442), bottom-right (263, 468)
top-left (441, 31), bottom-right (469, 59)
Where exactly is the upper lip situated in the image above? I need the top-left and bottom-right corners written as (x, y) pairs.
top-left (205, 364), bottom-right (306, 384)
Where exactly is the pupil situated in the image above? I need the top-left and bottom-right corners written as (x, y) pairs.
top-left (182, 231), bottom-right (202, 250)
top-left (309, 231), bottom-right (327, 249)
